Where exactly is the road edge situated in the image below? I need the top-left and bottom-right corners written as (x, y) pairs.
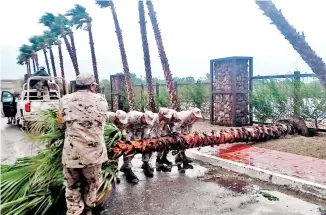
top-left (187, 149), bottom-right (326, 199)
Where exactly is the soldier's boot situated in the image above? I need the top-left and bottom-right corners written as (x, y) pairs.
top-left (141, 162), bottom-right (154, 177)
top-left (175, 154), bottom-right (185, 173)
top-left (156, 157), bottom-right (172, 172)
top-left (160, 151), bottom-right (172, 167)
top-left (121, 166), bottom-right (139, 184)
top-left (183, 161), bottom-right (194, 169)
top-left (181, 151), bottom-right (193, 163)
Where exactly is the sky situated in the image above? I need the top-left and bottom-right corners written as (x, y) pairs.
top-left (0, 0), bottom-right (325, 82)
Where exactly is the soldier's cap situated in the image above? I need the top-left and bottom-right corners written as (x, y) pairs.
top-left (76, 73), bottom-right (98, 86)
top-left (39, 66), bottom-right (45, 70)
top-left (116, 110), bottom-right (128, 124)
top-left (192, 107), bottom-right (203, 119)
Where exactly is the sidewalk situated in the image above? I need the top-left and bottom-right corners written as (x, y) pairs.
top-left (193, 143), bottom-right (326, 186)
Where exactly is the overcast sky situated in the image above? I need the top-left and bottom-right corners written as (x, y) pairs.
top-left (0, 0), bottom-right (325, 82)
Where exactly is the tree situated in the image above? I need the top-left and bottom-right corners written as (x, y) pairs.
top-left (96, 0), bottom-right (136, 110)
top-left (39, 13), bottom-right (80, 76)
top-left (57, 40), bottom-right (67, 94)
top-left (146, 0), bottom-right (180, 111)
top-left (17, 53), bottom-right (31, 77)
top-left (138, 0), bottom-right (156, 112)
top-left (299, 82), bottom-right (326, 129)
top-left (66, 4), bottom-right (99, 84)
top-left (43, 31), bottom-right (58, 78)
top-left (29, 35), bottom-right (52, 76)
top-left (18, 45), bottom-right (33, 76)
top-left (256, 0), bottom-right (326, 89)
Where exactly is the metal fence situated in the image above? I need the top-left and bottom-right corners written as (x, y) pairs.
top-left (250, 71), bottom-right (321, 124)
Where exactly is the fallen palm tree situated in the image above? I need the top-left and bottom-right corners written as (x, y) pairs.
top-left (109, 123), bottom-right (297, 158)
top-left (0, 109), bottom-right (305, 215)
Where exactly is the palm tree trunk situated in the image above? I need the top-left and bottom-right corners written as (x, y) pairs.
top-left (61, 29), bottom-right (79, 76)
top-left (87, 23), bottom-right (99, 84)
top-left (48, 46), bottom-right (57, 77)
top-left (58, 42), bottom-right (67, 95)
top-left (109, 123), bottom-right (297, 158)
top-left (109, 1), bottom-right (136, 110)
top-left (35, 54), bottom-right (39, 71)
top-left (27, 59), bottom-right (31, 76)
top-left (139, 0), bottom-right (156, 112)
top-left (69, 31), bottom-right (80, 74)
top-left (25, 61), bottom-right (31, 77)
top-left (32, 58), bottom-right (36, 73)
top-left (43, 48), bottom-right (52, 76)
top-left (146, 0), bottom-right (180, 111)
top-left (256, 0), bottom-right (326, 89)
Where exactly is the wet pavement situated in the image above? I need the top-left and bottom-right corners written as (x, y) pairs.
top-left (195, 143), bottom-right (326, 185)
top-left (0, 118), bottom-right (42, 164)
top-left (1, 118), bottom-right (326, 215)
top-left (102, 156), bottom-right (324, 215)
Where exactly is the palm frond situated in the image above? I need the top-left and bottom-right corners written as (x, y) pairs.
top-left (0, 109), bottom-right (121, 214)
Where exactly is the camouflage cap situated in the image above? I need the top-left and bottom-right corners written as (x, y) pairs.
top-left (76, 73), bottom-right (98, 86)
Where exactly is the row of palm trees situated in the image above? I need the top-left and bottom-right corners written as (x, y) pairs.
top-left (17, 0), bottom-right (180, 112)
top-left (17, 0), bottom-right (326, 114)
top-left (17, 4), bottom-right (96, 88)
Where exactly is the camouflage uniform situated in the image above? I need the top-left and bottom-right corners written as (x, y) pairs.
top-left (106, 110), bottom-right (128, 137)
top-left (120, 111), bottom-right (155, 181)
top-left (59, 74), bottom-right (108, 215)
top-left (155, 108), bottom-right (178, 171)
top-left (171, 108), bottom-right (203, 171)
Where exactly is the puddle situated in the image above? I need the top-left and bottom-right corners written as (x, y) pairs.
top-left (200, 168), bottom-right (254, 194)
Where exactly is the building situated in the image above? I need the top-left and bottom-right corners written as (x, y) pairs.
top-left (1, 79), bottom-right (23, 93)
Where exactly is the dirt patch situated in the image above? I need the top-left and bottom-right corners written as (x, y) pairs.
top-left (254, 134), bottom-right (326, 160)
top-left (193, 120), bottom-right (326, 160)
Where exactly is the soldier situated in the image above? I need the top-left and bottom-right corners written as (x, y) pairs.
top-left (120, 110), bottom-right (156, 184)
top-left (171, 108), bottom-right (203, 172)
top-left (155, 107), bottom-right (178, 172)
top-left (106, 110), bottom-right (128, 137)
top-left (57, 73), bottom-right (108, 215)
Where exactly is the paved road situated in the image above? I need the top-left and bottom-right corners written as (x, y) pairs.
top-left (1, 118), bottom-right (325, 215)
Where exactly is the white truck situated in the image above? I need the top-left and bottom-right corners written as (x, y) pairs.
top-left (1, 76), bottom-right (67, 130)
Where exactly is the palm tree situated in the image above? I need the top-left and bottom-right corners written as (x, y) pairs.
top-left (29, 35), bottom-right (50, 74)
top-left (96, 0), bottom-right (136, 110)
top-left (39, 13), bottom-right (80, 76)
top-left (29, 35), bottom-right (51, 76)
top-left (138, 0), bottom-right (156, 112)
top-left (66, 4), bottom-right (100, 84)
top-left (43, 31), bottom-right (58, 78)
top-left (111, 123), bottom-right (300, 158)
top-left (146, 0), bottom-right (180, 111)
top-left (18, 45), bottom-right (33, 76)
top-left (17, 53), bottom-right (31, 76)
top-left (57, 39), bottom-right (67, 94)
top-left (256, 0), bottom-right (326, 89)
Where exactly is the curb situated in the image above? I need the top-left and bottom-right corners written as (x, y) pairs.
top-left (187, 149), bottom-right (326, 199)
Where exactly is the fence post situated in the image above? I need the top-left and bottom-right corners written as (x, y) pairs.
top-left (141, 84), bottom-right (145, 112)
top-left (293, 71), bottom-right (301, 116)
top-left (174, 82), bottom-right (178, 95)
top-left (156, 83), bottom-right (160, 110)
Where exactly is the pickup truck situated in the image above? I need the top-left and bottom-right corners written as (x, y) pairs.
top-left (1, 76), bottom-right (67, 130)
